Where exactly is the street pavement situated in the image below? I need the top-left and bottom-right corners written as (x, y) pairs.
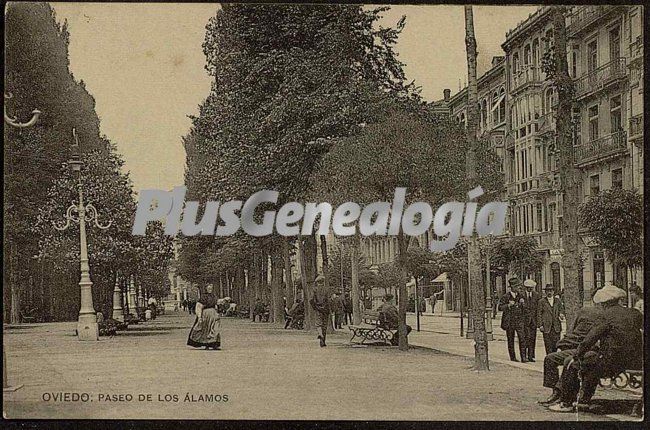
top-left (3, 311), bottom-right (641, 421)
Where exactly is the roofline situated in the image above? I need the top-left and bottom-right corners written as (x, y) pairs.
top-left (502, 6), bottom-right (551, 51)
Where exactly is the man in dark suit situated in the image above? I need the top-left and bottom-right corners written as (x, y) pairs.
top-left (498, 277), bottom-right (526, 362)
top-left (550, 283), bottom-right (643, 412)
top-left (521, 279), bottom-right (540, 362)
top-left (537, 284), bottom-right (564, 354)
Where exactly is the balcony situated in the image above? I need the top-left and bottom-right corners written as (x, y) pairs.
top-left (512, 65), bottom-right (541, 93)
top-left (629, 114), bottom-right (643, 141)
top-left (567, 5), bottom-right (622, 36)
top-left (574, 131), bottom-right (627, 167)
top-left (537, 112), bottom-right (555, 136)
top-left (573, 58), bottom-right (627, 100)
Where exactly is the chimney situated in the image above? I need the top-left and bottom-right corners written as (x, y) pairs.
top-left (443, 89), bottom-right (451, 101)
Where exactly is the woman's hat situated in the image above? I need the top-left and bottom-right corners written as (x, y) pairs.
top-left (593, 282), bottom-right (626, 304)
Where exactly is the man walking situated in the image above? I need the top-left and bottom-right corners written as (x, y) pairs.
top-left (537, 284), bottom-right (564, 354)
top-left (522, 279), bottom-right (540, 362)
top-left (498, 277), bottom-right (526, 362)
top-left (310, 275), bottom-right (331, 347)
top-left (330, 293), bottom-right (344, 330)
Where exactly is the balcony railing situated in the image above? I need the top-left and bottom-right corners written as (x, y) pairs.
top-left (537, 112), bottom-right (555, 135)
top-left (512, 65), bottom-right (540, 92)
top-left (567, 6), bottom-right (617, 35)
top-left (573, 58), bottom-right (627, 99)
top-left (574, 131), bottom-right (627, 165)
top-left (629, 114), bottom-right (643, 140)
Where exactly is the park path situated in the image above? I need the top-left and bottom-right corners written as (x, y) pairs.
top-left (3, 312), bottom-right (634, 421)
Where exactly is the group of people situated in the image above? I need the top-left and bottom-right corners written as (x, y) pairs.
top-left (181, 299), bottom-right (197, 315)
top-left (498, 276), bottom-right (563, 362)
top-left (538, 282), bottom-right (643, 412)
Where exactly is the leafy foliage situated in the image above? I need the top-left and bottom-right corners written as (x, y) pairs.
top-left (579, 189), bottom-right (643, 268)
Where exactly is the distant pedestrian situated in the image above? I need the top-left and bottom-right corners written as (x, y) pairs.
top-left (521, 279), bottom-right (540, 362)
top-left (343, 293), bottom-right (353, 325)
top-left (430, 290), bottom-right (443, 314)
top-left (492, 290), bottom-right (499, 318)
top-left (498, 277), bottom-right (526, 362)
top-left (331, 293), bottom-right (344, 329)
top-left (537, 284), bottom-right (564, 354)
top-left (310, 275), bottom-right (330, 347)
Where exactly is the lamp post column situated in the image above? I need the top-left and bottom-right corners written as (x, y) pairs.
top-left (76, 180), bottom-right (99, 341)
top-left (112, 275), bottom-right (124, 322)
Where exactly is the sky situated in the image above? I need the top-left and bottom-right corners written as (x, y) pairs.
top-left (50, 3), bottom-right (538, 193)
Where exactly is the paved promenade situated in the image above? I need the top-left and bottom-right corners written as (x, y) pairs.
top-left (3, 311), bottom-right (640, 421)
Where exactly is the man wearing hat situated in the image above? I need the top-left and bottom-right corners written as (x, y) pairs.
top-left (498, 277), bottom-right (526, 362)
top-left (521, 279), bottom-right (540, 362)
top-left (549, 283), bottom-right (643, 412)
top-left (537, 283), bottom-right (564, 354)
top-left (310, 275), bottom-right (331, 347)
top-left (538, 295), bottom-right (604, 406)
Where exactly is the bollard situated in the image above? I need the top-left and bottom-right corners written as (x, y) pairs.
top-left (3, 349), bottom-right (24, 392)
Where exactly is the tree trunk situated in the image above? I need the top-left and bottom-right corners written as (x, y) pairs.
top-left (319, 235), bottom-right (335, 333)
top-left (283, 238), bottom-right (294, 307)
top-left (270, 244), bottom-right (284, 324)
top-left (396, 231), bottom-right (409, 350)
top-left (464, 5), bottom-right (489, 370)
top-left (351, 237), bottom-right (361, 325)
top-left (301, 235), bottom-right (318, 331)
top-left (297, 235), bottom-right (311, 329)
top-left (551, 7), bottom-right (581, 331)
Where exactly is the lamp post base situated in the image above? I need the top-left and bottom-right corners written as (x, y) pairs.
top-left (77, 319), bottom-right (99, 341)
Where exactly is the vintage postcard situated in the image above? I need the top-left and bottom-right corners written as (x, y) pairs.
top-left (3, 1), bottom-right (645, 423)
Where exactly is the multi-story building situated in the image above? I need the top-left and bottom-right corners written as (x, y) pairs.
top-left (565, 5), bottom-right (644, 295)
top-left (500, 5), bottom-right (644, 301)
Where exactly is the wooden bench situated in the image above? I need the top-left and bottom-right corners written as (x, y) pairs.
top-left (349, 310), bottom-right (396, 345)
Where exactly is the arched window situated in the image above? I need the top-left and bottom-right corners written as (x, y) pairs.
top-left (524, 44), bottom-right (531, 66)
top-left (544, 87), bottom-right (556, 114)
top-left (532, 38), bottom-right (540, 68)
top-left (460, 112), bottom-right (466, 127)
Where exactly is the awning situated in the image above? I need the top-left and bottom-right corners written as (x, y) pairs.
top-left (432, 272), bottom-right (449, 283)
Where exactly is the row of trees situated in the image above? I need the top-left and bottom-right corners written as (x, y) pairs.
top-left (4, 2), bottom-right (173, 323)
top-left (177, 4), bottom-right (504, 351)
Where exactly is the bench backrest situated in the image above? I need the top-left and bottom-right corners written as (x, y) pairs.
top-left (362, 310), bottom-right (380, 324)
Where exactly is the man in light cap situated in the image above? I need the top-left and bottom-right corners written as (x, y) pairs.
top-left (549, 283), bottom-right (643, 412)
top-left (522, 279), bottom-right (540, 362)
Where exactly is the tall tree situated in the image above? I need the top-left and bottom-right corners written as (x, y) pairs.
top-left (543, 7), bottom-right (581, 330)
top-left (463, 5), bottom-right (489, 370)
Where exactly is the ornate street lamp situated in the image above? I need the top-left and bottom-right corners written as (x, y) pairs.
top-left (4, 92), bottom-right (40, 128)
top-left (54, 128), bottom-right (112, 341)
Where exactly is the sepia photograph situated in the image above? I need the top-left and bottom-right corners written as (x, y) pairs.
top-left (3, 1), bottom-right (645, 423)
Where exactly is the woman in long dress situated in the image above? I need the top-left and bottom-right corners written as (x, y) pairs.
top-left (187, 284), bottom-right (222, 350)
top-left (310, 275), bottom-right (330, 347)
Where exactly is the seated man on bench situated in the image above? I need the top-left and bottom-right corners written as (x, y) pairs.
top-left (284, 298), bottom-right (305, 329)
top-left (549, 283), bottom-right (643, 412)
top-left (378, 294), bottom-right (412, 346)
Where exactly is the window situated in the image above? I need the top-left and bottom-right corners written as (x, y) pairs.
top-left (609, 26), bottom-right (620, 61)
top-left (513, 52), bottom-right (520, 75)
top-left (544, 29), bottom-right (554, 51)
top-left (588, 105), bottom-right (599, 141)
top-left (590, 174), bottom-right (600, 196)
top-left (548, 203), bottom-right (555, 232)
top-left (610, 95), bottom-right (622, 132)
top-left (481, 99), bottom-right (488, 128)
top-left (536, 203), bottom-right (543, 232)
top-left (532, 39), bottom-right (540, 68)
top-left (499, 88), bottom-right (506, 123)
top-left (524, 44), bottom-right (531, 66)
top-left (611, 168), bottom-right (623, 189)
top-left (587, 39), bottom-right (598, 73)
top-left (571, 45), bottom-right (579, 78)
